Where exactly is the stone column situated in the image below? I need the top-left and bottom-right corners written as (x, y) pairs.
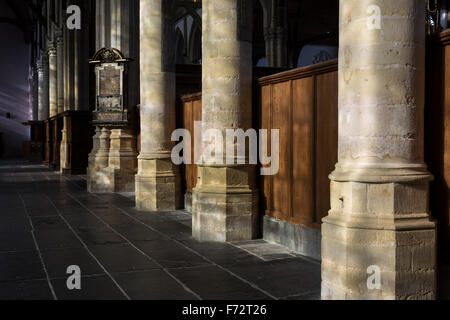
top-left (264, 27), bottom-right (287, 67)
top-left (192, 0), bottom-right (258, 242)
top-left (48, 45), bottom-right (58, 118)
top-left (321, 0), bottom-right (437, 300)
top-left (37, 56), bottom-right (49, 121)
top-left (136, 0), bottom-right (180, 210)
top-left (56, 31), bottom-right (64, 114)
top-left (32, 65), bottom-right (39, 121)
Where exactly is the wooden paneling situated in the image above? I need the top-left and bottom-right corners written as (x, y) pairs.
top-left (271, 81), bottom-right (292, 219)
top-left (44, 120), bottom-right (53, 167)
top-left (22, 121), bottom-right (45, 162)
top-left (62, 111), bottom-right (93, 175)
top-left (426, 31), bottom-right (450, 265)
top-left (258, 60), bottom-right (338, 230)
top-left (180, 93), bottom-right (202, 194)
top-left (292, 77), bottom-right (315, 224)
top-left (51, 116), bottom-right (62, 169)
top-left (315, 71), bottom-right (338, 224)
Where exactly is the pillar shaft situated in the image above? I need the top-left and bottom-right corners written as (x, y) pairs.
top-left (48, 45), bottom-right (58, 118)
top-left (136, 0), bottom-right (180, 211)
top-left (37, 56), bottom-right (49, 121)
top-left (321, 0), bottom-right (437, 300)
top-left (192, 0), bottom-right (258, 242)
top-left (56, 32), bottom-right (64, 114)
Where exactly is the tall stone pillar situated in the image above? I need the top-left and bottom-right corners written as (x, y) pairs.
top-left (48, 43), bottom-right (58, 118)
top-left (192, 0), bottom-right (258, 242)
top-left (32, 65), bottom-right (39, 121)
top-left (264, 27), bottom-right (287, 67)
top-left (37, 56), bottom-right (49, 121)
top-left (136, 0), bottom-right (180, 210)
top-left (56, 31), bottom-right (64, 115)
top-left (321, 0), bottom-right (437, 300)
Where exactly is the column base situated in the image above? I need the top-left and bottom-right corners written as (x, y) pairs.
top-left (192, 166), bottom-right (259, 242)
top-left (321, 180), bottom-right (437, 300)
top-left (135, 158), bottom-right (181, 211)
top-left (184, 191), bottom-right (193, 213)
top-left (107, 129), bottom-right (137, 193)
top-left (87, 166), bottom-right (135, 193)
top-left (87, 167), bottom-right (112, 193)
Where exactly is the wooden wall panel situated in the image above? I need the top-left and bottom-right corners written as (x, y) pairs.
top-left (180, 93), bottom-right (202, 194)
top-left (258, 60), bottom-right (338, 230)
top-left (193, 99), bottom-right (202, 189)
top-left (260, 85), bottom-right (272, 215)
top-left (315, 71), bottom-right (338, 224)
top-left (271, 81), bottom-right (292, 219)
top-left (292, 77), bottom-right (315, 225)
top-left (426, 32), bottom-right (450, 265)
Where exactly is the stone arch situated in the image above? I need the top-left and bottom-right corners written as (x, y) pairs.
top-left (188, 23), bottom-right (201, 64)
top-left (175, 27), bottom-right (185, 64)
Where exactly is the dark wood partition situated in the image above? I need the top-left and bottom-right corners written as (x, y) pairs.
top-left (22, 121), bottom-right (45, 162)
top-left (258, 60), bottom-right (338, 230)
top-left (426, 30), bottom-right (450, 270)
top-left (180, 93), bottom-right (202, 199)
top-left (43, 119), bottom-right (53, 167)
top-left (62, 111), bottom-right (93, 175)
top-left (50, 115), bottom-right (63, 169)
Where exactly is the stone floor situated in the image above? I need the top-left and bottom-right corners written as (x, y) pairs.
top-left (0, 159), bottom-right (321, 300)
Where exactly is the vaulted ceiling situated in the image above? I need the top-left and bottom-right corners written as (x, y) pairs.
top-left (0, 0), bottom-right (44, 43)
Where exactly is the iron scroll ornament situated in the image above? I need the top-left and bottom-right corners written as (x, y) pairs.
top-left (89, 48), bottom-right (132, 64)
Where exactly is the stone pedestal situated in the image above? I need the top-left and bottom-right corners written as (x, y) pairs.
top-left (136, 157), bottom-right (181, 211)
top-left (106, 129), bottom-right (137, 192)
top-left (321, 0), bottom-right (437, 300)
top-left (87, 128), bottom-right (111, 193)
top-left (191, 0), bottom-right (258, 242)
top-left (192, 166), bottom-right (258, 242)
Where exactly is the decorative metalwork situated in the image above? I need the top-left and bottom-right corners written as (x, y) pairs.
top-left (89, 48), bottom-right (130, 64)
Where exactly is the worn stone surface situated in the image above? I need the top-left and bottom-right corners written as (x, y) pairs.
top-left (107, 129), bottom-right (137, 192)
top-left (0, 159), bottom-right (320, 300)
top-left (322, 0), bottom-right (437, 300)
top-left (87, 128), bottom-right (111, 193)
top-left (262, 216), bottom-right (321, 261)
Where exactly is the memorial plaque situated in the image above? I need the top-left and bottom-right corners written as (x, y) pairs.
top-left (90, 48), bottom-right (131, 127)
top-left (99, 66), bottom-right (121, 96)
